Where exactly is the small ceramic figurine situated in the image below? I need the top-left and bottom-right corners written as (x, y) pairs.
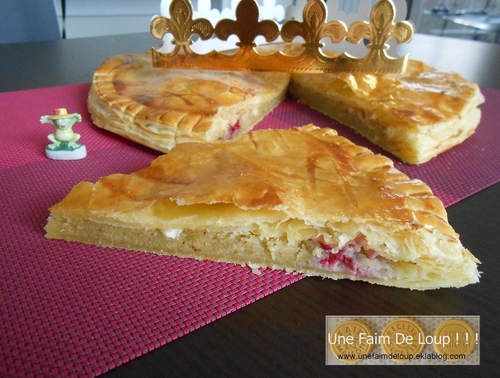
top-left (41, 108), bottom-right (87, 160)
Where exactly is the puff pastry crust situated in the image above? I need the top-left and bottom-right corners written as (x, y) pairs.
top-left (89, 48), bottom-right (483, 164)
top-left (88, 52), bottom-right (290, 152)
top-left (289, 59), bottom-right (485, 164)
top-left (45, 125), bottom-right (479, 290)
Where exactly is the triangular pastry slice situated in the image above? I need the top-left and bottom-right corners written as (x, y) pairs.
top-left (88, 52), bottom-right (290, 152)
top-left (45, 125), bottom-right (479, 290)
top-left (289, 59), bottom-right (485, 164)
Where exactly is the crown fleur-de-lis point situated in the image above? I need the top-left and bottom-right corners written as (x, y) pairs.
top-left (281, 0), bottom-right (347, 51)
top-left (151, 0), bottom-right (214, 53)
top-left (347, 0), bottom-right (412, 54)
top-left (215, 0), bottom-right (280, 47)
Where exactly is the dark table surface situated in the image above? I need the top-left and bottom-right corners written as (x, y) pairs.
top-left (1, 33), bottom-right (499, 377)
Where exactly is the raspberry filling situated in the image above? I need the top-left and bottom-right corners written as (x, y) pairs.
top-left (226, 121), bottom-right (241, 140)
top-left (313, 235), bottom-right (392, 279)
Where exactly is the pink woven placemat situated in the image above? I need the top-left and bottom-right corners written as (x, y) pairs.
top-left (1, 84), bottom-right (499, 377)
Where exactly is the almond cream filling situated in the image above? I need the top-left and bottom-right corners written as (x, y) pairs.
top-left (162, 228), bottom-right (183, 239)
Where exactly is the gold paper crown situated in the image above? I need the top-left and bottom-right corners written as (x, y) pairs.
top-left (150, 0), bottom-right (414, 74)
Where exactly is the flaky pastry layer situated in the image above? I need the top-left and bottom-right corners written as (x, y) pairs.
top-left (46, 126), bottom-right (479, 290)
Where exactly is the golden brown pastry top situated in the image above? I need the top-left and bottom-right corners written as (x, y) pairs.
top-left (51, 125), bottom-right (456, 239)
top-left (291, 59), bottom-right (484, 128)
top-left (91, 52), bottom-right (290, 133)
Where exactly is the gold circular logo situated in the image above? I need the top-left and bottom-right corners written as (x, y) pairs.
top-left (329, 320), bottom-right (374, 363)
top-left (380, 318), bottom-right (425, 362)
top-left (433, 319), bottom-right (476, 360)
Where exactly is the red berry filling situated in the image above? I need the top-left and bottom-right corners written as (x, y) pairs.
top-left (315, 235), bottom-right (379, 276)
top-left (226, 121), bottom-right (241, 140)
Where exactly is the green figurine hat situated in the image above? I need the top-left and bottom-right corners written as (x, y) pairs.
top-left (46, 108), bottom-right (73, 120)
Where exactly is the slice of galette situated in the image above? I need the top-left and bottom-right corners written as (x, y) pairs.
top-left (88, 52), bottom-right (290, 152)
top-left (289, 59), bottom-right (485, 164)
top-left (45, 125), bottom-right (480, 289)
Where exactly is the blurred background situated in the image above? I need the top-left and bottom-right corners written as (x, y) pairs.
top-left (1, 0), bottom-right (499, 44)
